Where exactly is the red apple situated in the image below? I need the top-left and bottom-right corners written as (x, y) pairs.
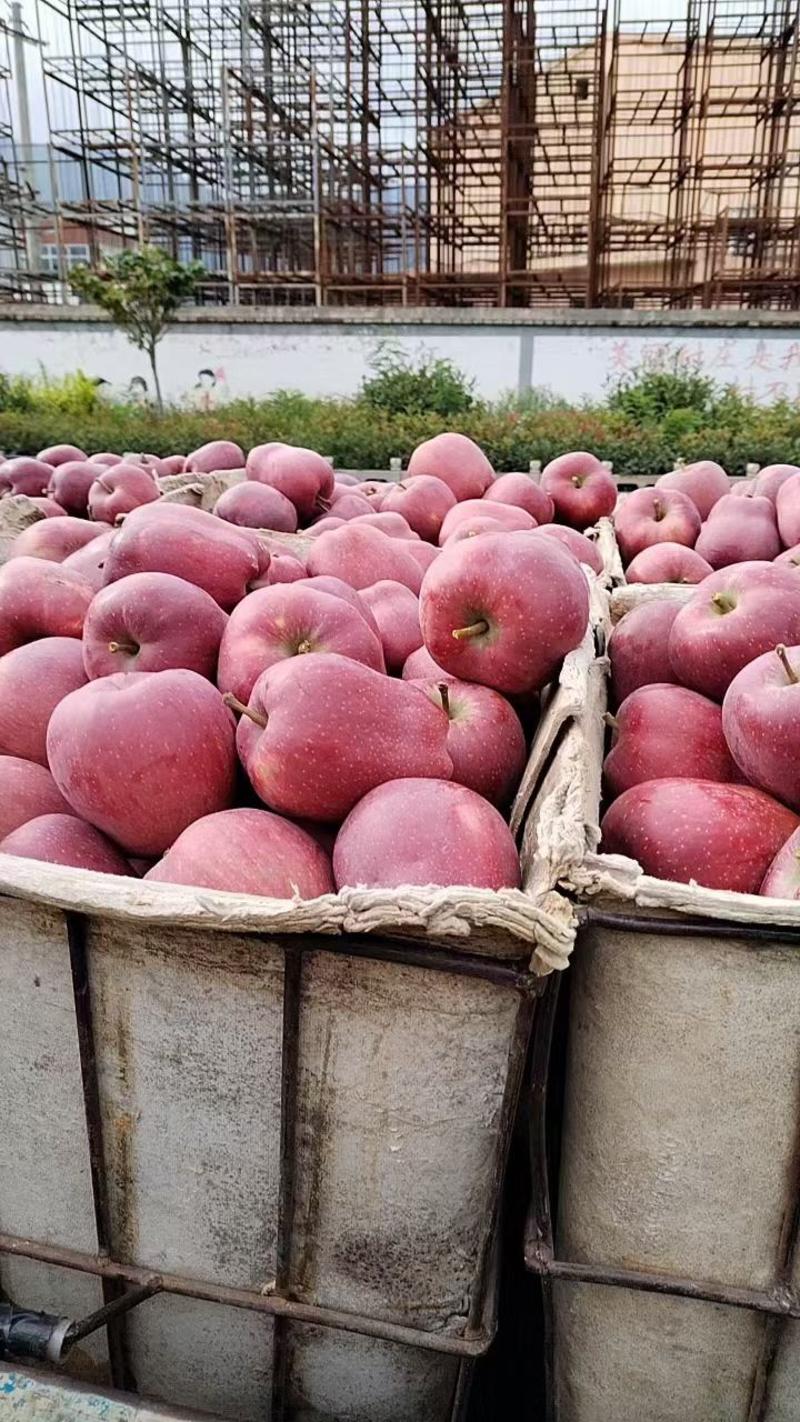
top-left (0, 755), bottom-right (75, 839)
top-left (404, 541), bottom-right (440, 574)
top-left (88, 463), bottom-right (159, 523)
top-left (776, 473), bottom-right (800, 547)
top-left (608, 599), bottom-right (680, 705)
top-left (62, 530), bottom-right (116, 591)
top-left (439, 499), bottom-right (535, 545)
top-left (655, 460), bottom-right (729, 520)
top-left (26, 498), bottom-right (67, 518)
top-left (410, 677), bottom-right (526, 805)
top-left (145, 807), bottom-right (333, 898)
top-left (247, 443), bottom-right (334, 519)
top-left (407, 432), bottom-right (494, 502)
top-left (614, 487), bottom-right (701, 563)
top-left (47, 669), bottom-right (237, 855)
top-left (445, 516), bottom-right (523, 546)
top-left (218, 582), bottom-right (385, 702)
top-left (321, 492), bottom-right (373, 521)
top-left (350, 511), bottom-right (419, 540)
top-left (760, 825), bottom-right (800, 898)
top-left (82, 572), bottom-right (228, 680)
top-left (302, 576), bottom-right (381, 637)
top-left (695, 494), bottom-right (779, 568)
top-left (213, 482), bottom-right (298, 532)
top-left (355, 481), bottom-right (391, 510)
top-left (306, 523), bottom-right (423, 593)
top-left (483, 472), bottom-right (554, 525)
top-left (722, 643), bottom-right (800, 810)
top-left (775, 544), bottom-right (800, 570)
top-left (0, 813), bottom-right (132, 875)
top-left (668, 562), bottom-right (800, 702)
top-left (266, 553), bottom-right (307, 584)
top-left (604, 683), bottom-right (739, 800)
top-left (185, 439), bottom-right (244, 473)
top-left (230, 653), bottom-right (452, 821)
top-left (161, 454), bottom-right (187, 476)
top-left (305, 516), bottom-right (346, 538)
top-left (8, 517), bottom-right (105, 563)
top-left (402, 645), bottom-right (448, 680)
top-left (103, 503), bottom-right (271, 610)
top-left (333, 778), bottom-right (520, 890)
top-left (381, 476), bottom-right (457, 542)
top-left (360, 581), bottom-right (423, 672)
top-left (38, 444), bottom-right (87, 466)
top-left (729, 480), bottom-right (758, 498)
top-left (0, 458), bottom-right (54, 497)
top-left (601, 777), bottom-right (798, 893)
top-left (0, 558), bottom-right (94, 654)
top-left (625, 543), bottom-right (713, 585)
top-left (756, 464), bottom-right (800, 506)
top-left (47, 461), bottom-right (101, 516)
top-left (0, 637), bottom-right (87, 764)
top-left (540, 451), bottom-right (617, 530)
top-left (532, 524), bottom-right (603, 575)
top-left (88, 452), bottom-right (123, 468)
top-left (419, 531), bottom-right (589, 694)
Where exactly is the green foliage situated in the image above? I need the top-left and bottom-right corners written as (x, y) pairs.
top-left (0, 368), bottom-right (104, 417)
top-left (359, 345), bottom-right (475, 416)
top-left (2, 358), bottom-right (800, 478)
top-left (70, 247), bottom-right (203, 408)
top-left (492, 386), bottom-right (567, 414)
top-left (607, 348), bottom-right (719, 424)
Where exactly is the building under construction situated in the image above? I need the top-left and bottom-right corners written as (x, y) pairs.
top-left (2, 0), bottom-right (800, 308)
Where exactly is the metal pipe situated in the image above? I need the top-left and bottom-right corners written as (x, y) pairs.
top-left (0, 1233), bottom-right (495, 1357)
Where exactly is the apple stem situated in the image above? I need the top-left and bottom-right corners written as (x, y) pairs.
top-left (222, 691), bottom-right (268, 728)
top-left (437, 682), bottom-right (451, 716)
top-left (652, 498), bottom-right (663, 520)
top-left (452, 619), bottom-right (489, 641)
top-left (776, 644), bottom-right (799, 684)
top-left (603, 712), bottom-right (619, 732)
top-left (108, 640), bottom-right (137, 655)
top-left (296, 639), bottom-right (313, 654)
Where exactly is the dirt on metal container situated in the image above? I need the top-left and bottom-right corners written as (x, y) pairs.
top-left (523, 584), bottom-right (800, 1422)
top-left (0, 598), bottom-right (605, 1421)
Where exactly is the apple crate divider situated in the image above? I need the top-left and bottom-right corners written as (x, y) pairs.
top-left (0, 586), bottom-right (608, 1422)
top-left (525, 581), bottom-right (800, 1422)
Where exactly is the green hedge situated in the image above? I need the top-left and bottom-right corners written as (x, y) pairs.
top-left (3, 379), bottom-right (800, 476)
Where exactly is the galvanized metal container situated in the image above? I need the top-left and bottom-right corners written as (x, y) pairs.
top-left (523, 586), bottom-right (800, 1422)
top-left (0, 612), bottom-right (602, 1421)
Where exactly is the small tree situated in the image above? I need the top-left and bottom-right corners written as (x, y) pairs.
top-left (70, 246), bottom-right (204, 410)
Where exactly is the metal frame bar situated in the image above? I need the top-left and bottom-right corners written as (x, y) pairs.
top-left (524, 905), bottom-right (800, 1422)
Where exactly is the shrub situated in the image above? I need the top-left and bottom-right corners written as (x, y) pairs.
top-left (359, 345), bottom-right (475, 416)
top-left (607, 348), bottom-right (719, 424)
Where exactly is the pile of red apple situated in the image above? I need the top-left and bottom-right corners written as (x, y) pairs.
top-left (614, 458), bottom-right (800, 582)
top-left (0, 433), bottom-right (597, 901)
top-left (603, 562), bottom-right (800, 899)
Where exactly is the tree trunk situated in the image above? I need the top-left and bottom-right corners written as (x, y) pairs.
top-left (148, 342), bottom-right (163, 411)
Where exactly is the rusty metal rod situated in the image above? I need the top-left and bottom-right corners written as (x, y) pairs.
top-left (0, 1234), bottom-right (494, 1357)
top-left (65, 1279), bottom-right (163, 1346)
top-left (525, 1250), bottom-right (800, 1318)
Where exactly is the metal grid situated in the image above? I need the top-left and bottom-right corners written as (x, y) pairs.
top-left (0, 907), bottom-right (542, 1419)
top-left (525, 908), bottom-right (800, 1422)
top-left (2, 0), bottom-right (800, 306)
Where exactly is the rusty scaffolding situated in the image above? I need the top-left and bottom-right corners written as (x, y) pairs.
top-left (3, 0), bottom-right (800, 308)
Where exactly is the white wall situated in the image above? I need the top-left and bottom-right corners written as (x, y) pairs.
top-left (1, 316), bottom-right (799, 406)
